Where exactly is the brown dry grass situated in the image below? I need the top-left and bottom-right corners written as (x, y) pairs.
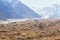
top-left (0, 19), bottom-right (60, 40)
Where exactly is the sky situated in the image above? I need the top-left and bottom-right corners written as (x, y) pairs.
top-left (20, 0), bottom-right (60, 9)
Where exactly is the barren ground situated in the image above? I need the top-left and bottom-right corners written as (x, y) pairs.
top-left (0, 19), bottom-right (60, 40)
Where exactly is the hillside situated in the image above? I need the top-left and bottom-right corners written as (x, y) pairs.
top-left (0, 19), bottom-right (60, 40)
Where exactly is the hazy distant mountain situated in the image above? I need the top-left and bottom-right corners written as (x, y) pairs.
top-left (36, 4), bottom-right (60, 18)
top-left (0, 0), bottom-right (41, 20)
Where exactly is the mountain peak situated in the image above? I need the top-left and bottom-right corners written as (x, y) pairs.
top-left (0, 0), bottom-right (41, 20)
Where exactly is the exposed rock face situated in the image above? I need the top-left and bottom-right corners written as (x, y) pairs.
top-left (0, 19), bottom-right (60, 40)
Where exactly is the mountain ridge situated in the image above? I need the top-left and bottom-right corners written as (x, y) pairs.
top-left (0, 0), bottom-right (41, 20)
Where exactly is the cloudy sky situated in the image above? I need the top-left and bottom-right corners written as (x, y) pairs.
top-left (20, 0), bottom-right (60, 9)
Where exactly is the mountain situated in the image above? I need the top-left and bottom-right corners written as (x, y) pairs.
top-left (36, 4), bottom-right (60, 18)
top-left (0, 0), bottom-right (41, 20)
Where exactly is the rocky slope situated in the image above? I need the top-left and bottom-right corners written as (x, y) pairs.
top-left (0, 19), bottom-right (60, 40)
